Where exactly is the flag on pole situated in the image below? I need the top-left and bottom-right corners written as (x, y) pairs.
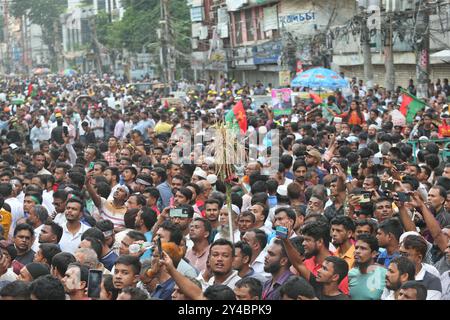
top-left (399, 90), bottom-right (426, 123)
top-left (225, 100), bottom-right (247, 133)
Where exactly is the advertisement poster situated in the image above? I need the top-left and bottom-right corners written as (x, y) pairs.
top-left (279, 70), bottom-right (291, 87)
top-left (271, 88), bottom-right (292, 116)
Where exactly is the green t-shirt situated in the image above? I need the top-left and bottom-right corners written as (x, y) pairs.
top-left (348, 265), bottom-right (387, 300)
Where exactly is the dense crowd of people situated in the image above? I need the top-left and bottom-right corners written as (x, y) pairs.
top-left (0, 72), bottom-right (449, 300)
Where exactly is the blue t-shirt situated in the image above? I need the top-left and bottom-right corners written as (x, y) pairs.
top-left (101, 250), bottom-right (119, 271)
top-left (376, 250), bottom-right (400, 268)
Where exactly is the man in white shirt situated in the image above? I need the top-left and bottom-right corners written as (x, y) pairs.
top-left (2, 183), bottom-right (24, 239)
top-left (196, 239), bottom-right (241, 291)
top-left (242, 228), bottom-right (271, 281)
top-left (90, 110), bottom-right (105, 140)
top-left (59, 198), bottom-right (91, 254)
top-left (26, 205), bottom-right (50, 253)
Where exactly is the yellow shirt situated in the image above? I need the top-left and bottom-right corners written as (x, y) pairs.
top-left (0, 208), bottom-right (12, 239)
top-left (154, 121), bottom-right (173, 135)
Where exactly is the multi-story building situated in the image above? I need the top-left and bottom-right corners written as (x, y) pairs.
top-left (0, 0), bottom-right (51, 74)
top-left (188, 0), bottom-right (355, 86)
top-left (188, 0), bottom-right (450, 88)
top-left (61, 0), bottom-right (124, 72)
top-left (334, 0), bottom-right (450, 87)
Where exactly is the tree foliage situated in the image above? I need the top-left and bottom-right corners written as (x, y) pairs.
top-left (10, 0), bottom-right (66, 69)
top-left (96, 0), bottom-right (191, 76)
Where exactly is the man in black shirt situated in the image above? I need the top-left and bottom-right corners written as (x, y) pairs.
top-left (13, 223), bottom-right (36, 274)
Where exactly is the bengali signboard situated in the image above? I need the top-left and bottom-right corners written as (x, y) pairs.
top-left (279, 12), bottom-right (316, 26)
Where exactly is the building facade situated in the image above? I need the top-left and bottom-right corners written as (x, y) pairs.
top-left (61, 0), bottom-right (125, 73)
top-left (188, 0), bottom-right (450, 88)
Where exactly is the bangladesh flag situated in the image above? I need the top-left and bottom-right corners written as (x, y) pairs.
top-left (399, 90), bottom-right (426, 123)
top-left (27, 83), bottom-right (38, 98)
top-left (225, 100), bottom-right (247, 133)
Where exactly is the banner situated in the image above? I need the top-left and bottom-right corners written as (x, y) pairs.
top-left (271, 88), bottom-right (292, 116)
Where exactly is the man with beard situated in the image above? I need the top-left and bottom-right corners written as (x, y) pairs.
top-left (204, 199), bottom-right (221, 240)
top-left (302, 221), bottom-right (349, 295)
top-left (103, 167), bottom-right (120, 190)
top-left (242, 229), bottom-right (270, 280)
top-left (367, 124), bottom-right (379, 143)
top-left (330, 216), bottom-right (356, 269)
top-left (170, 204), bottom-right (194, 238)
top-left (198, 239), bottom-right (241, 291)
top-left (38, 221), bottom-right (63, 246)
top-left (12, 223), bottom-right (36, 273)
top-left (58, 198), bottom-right (91, 254)
top-left (185, 217), bottom-right (211, 274)
top-left (381, 256), bottom-right (416, 300)
top-left (373, 198), bottom-right (394, 223)
top-left (261, 238), bottom-right (294, 300)
top-left (27, 205), bottom-right (50, 252)
top-left (306, 195), bottom-right (325, 216)
top-left (427, 186), bottom-right (450, 228)
top-left (348, 234), bottom-right (387, 300)
top-left (52, 190), bottom-right (69, 226)
top-left (292, 160), bottom-right (310, 204)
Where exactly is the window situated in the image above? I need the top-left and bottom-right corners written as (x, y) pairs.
top-left (245, 9), bottom-right (253, 42)
top-left (97, 0), bottom-right (106, 11)
top-left (81, 19), bottom-right (91, 44)
top-left (235, 12), bottom-right (242, 44)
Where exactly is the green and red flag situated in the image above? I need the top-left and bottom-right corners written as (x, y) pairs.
top-left (399, 90), bottom-right (426, 123)
top-left (225, 100), bottom-right (247, 133)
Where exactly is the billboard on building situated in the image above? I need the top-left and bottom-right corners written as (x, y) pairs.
top-left (252, 40), bottom-right (282, 65)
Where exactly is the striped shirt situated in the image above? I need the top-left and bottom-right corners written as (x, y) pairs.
top-left (100, 198), bottom-right (127, 229)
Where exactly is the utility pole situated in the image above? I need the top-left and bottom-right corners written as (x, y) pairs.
top-left (360, 9), bottom-right (374, 89)
top-left (3, 0), bottom-right (11, 74)
top-left (160, 0), bottom-right (174, 83)
top-left (384, 12), bottom-right (395, 92)
top-left (54, 19), bottom-right (63, 72)
top-left (89, 16), bottom-right (103, 77)
top-left (415, 0), bottom-right (430, 99)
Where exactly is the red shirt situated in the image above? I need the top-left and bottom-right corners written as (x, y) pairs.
top-left (304, 252), bottom-right (349, 295)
